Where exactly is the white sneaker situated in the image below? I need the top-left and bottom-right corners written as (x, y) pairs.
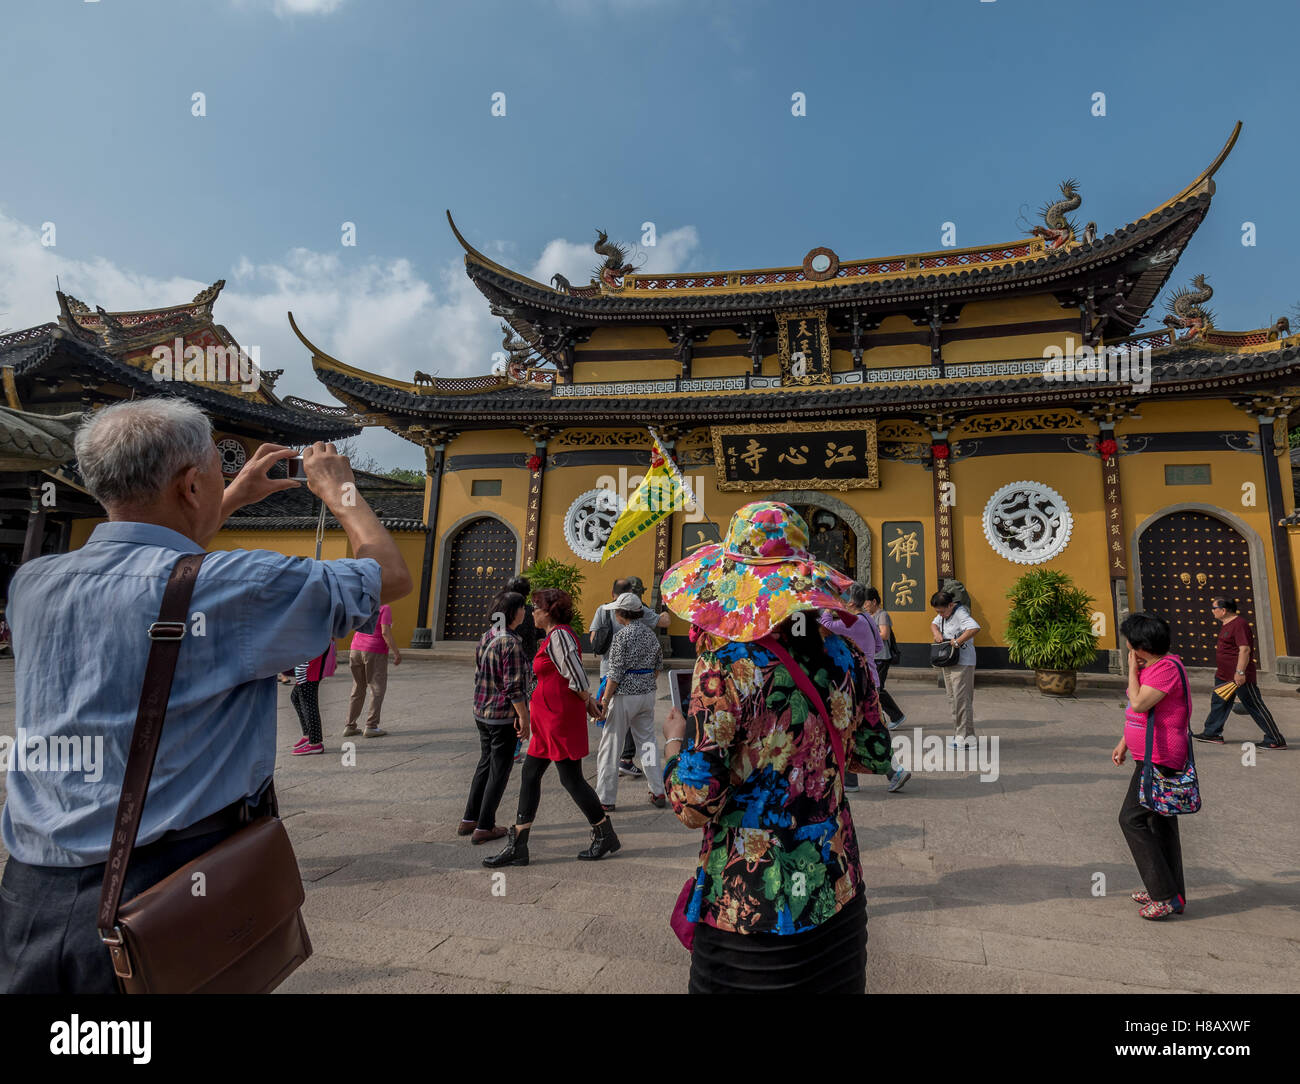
top-left (947, 736), bottom-right (975, 749)
top-left (887, 714), bottom-right (906, 731)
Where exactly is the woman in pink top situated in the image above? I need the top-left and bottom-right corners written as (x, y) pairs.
top-left (1112, 612), bottom-right (1192, 920)
top-left (344, 604), bottom-right (401, 738)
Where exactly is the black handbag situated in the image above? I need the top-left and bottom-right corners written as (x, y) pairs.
top-left (929, 641), bottom-right (960, 667)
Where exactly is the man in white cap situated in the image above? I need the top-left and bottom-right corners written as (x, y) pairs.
top-left (594, 592), bottom-right (666, 810)
top-left (589, 575), bottom-right (668, 778)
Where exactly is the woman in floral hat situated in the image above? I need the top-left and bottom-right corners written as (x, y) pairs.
top-left (660, 501), bottom-right (893, 993)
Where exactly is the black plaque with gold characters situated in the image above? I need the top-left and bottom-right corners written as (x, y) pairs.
top-left (777, 308), bottom-right (832, 386)
top-left (680, 521), bottom-right (722, 559)
top-left (711, 420), bottom-right (878, 492)
top-left (881, 520), bottom-right (925, 612)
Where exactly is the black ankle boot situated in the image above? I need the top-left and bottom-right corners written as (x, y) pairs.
top-left (483, 825), bottom-right (529, 868)
top-left (576, 817), bottom-right (620, 861)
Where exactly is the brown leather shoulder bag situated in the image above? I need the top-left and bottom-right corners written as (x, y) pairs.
top-left (97, 552), bottom-right (312, 993)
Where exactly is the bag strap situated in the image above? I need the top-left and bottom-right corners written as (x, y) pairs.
top-left (758, 634), bottom-right (846, 783)
top-left (97, 552), bottom-right (207, 936)
top-left (1140, 657), bottom-right (1194, 806)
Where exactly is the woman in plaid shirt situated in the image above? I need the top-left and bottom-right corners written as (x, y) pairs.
top-left (459, 591), bottom-right (530, 845)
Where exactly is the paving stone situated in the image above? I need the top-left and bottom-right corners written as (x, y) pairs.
top-left (420, 936), bottom-right (610, 991)
top-left (587, 955), bottom-right (691, 994)
top-left (300, 917), bottom-right (449, 966)
top-left (363, 892), bottom-right (596, 949)
top-left (981, 929), bottom-right (1177, 988)
top-left (279, 957), bottom-right (503, 994)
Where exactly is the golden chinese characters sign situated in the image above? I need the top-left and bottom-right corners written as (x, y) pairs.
top-left (882, 520), bottom-right (925, 612)
top-left (777, 308), bottom-right (832, 386)
top-left (711, 420), bottom-right (878, 492)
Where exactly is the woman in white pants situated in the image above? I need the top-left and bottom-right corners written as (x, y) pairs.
top-left (931, 589), bottom-right (980, 748)
top-left (596, 592), bottom-right (665, 810)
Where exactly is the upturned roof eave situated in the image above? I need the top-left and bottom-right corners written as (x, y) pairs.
top-left (5, 329), bottom-right (360, 442)
top-left (462, 196), bottom-right (1210, 325)
top-left (449, 124), bottom-right (1240, 323)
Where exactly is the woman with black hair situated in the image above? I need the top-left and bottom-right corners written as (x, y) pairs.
top-left (1113, 611), bottom-right (1193, 920)
top-left (459, 591), bottom-right (529, 844)
top-left (484, 587), bottom-right (620, 867)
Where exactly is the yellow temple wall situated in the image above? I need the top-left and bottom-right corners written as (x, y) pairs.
top-left (692, 351), bottom-right (753, 380)
top-left (68, 518), bottom-right (102, 550)
top-left (863, 344), bottom-right (933, 368)
top-left (435, 430), bottom-right (533, 544)
top-left (955, 295), bottom-right (1067, 329)
top-left (946, 453), bottom-right (1112, 652)
top-left (943, 332), bottom-right (1057, 365)
top-left (576, 357), bottom-right (681, 383)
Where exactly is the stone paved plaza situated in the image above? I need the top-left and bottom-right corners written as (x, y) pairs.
top-left (2, 656), bottom-right (1298, 994)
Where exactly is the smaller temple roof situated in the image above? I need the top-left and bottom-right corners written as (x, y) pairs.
top-left (0, 283), bottom-right (362, 444)
top-left (224, 468), bottom-right (426, 532)
top-left (0, 406), bottom-right (80, 471)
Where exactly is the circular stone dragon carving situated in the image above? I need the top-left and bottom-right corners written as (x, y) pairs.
top-left (982, 481), bottom-right (1073, 565)
top-left (564, 488), bottom-right (621, 563)
top-left (216, 438), bottom-right (247, 477)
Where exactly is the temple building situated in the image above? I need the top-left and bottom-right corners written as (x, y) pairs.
top-left (292, 123), bottom-right (1294, 678)
top-left (0, 282), bottom-right (427, 643)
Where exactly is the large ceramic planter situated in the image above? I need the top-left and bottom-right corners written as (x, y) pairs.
top-left (1035, 668), bottom-right (1077, 696)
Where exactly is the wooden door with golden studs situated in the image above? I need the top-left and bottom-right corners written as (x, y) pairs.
top-left (1137, 512), bottom-right (1257, 668)
top-left (442, 518), bottom-right (517, 641)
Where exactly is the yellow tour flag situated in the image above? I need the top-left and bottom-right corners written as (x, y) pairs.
top-left (600, 429), bottom-right (694, 564)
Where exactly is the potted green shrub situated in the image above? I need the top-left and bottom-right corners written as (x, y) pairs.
top-left (1005, 569), bottom-right (1099, 696)
top-left (521, 557), bottom-right (586, 634)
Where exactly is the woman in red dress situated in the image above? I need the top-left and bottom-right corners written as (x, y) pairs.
top-left (484, 588), bottom-right (621, 867)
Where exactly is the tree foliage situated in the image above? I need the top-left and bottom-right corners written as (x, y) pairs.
top-left (522, 557), bottom-right (587, 634)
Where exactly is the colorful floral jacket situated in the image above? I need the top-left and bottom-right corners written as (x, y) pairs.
top-left (664, 627), bottom-right (891, 935)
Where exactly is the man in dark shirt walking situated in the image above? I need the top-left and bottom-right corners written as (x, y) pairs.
top-left (1193, 597), bottom-right (1287, 749)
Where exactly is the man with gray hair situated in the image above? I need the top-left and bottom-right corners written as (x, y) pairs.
top-left (0, 397), bottom-right (412, 993)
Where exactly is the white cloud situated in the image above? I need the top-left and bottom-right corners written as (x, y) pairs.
top-left (230, 0), bottom-right (345, 17)
top-left (527, 224), bottom-right (701, 286)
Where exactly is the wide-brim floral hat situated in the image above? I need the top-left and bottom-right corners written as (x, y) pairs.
top-left (661, 501), bottom-right (855, 642)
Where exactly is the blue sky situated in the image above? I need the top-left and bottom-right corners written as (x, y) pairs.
top-left (2, 0), bottom-right (1297, 469)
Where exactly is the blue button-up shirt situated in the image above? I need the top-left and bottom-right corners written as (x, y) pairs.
top-left (2, 521), bottom-right (382, 866)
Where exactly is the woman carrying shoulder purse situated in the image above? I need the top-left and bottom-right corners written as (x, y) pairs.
top-left (930, 590), bottom-right (979, 749)
top-left (659, 501), bottom-right (893, 993)
top-left (1113, 611), bottom-right (1193, 921)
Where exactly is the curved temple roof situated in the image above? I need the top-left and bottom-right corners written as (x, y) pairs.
top-left (447, 123), bottom-right (1242, 326)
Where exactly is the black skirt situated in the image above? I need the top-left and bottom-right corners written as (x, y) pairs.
top-left (688, 890), bottom-right (867, 994)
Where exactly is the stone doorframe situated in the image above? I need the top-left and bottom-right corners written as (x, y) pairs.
top-left (431, 511), bottom-right (523, 644)
top-left (1131, 502), bottom-right (1275, 671)
top-left (768, 490), bottom-right (872, 586)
